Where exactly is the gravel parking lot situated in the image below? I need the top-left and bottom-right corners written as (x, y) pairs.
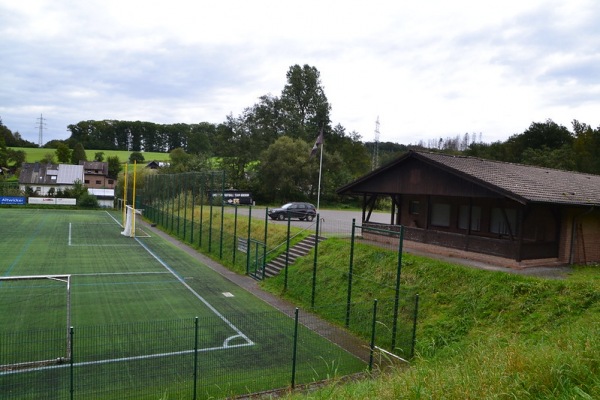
top-left (224, 205), bottom-right (573, 278)
top-left (224, 206), bottom-right (390, 235)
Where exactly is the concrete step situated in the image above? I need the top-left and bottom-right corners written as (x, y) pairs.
top-left (258, 235), bottom-right (327, 279)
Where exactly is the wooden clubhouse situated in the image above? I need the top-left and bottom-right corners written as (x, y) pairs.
top-left (337, 151), bottom-right (600, 267)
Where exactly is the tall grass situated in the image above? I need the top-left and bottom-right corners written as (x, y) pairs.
top-left (261, 240), bottom-right (600, 399)
top-left (146, 205), bottom-right (599, 398)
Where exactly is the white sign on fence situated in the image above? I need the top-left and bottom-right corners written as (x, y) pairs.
top-left (28, 197), bottom-right (77, 205)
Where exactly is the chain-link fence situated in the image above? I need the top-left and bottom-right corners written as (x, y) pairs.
top-left (139, 173), bottom-right (419, 361)
top-left (1, 302), bottom-right (416, 399)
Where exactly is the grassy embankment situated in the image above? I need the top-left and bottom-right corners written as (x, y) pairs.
top-left (253, 234), bottom-right (599, 399)
top-left (151, 204), bottom-right (599, 399)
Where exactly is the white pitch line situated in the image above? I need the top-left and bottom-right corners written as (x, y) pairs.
top-left (134, 238), bottom-right (254, 346)
top-left (105, 210), bottom-right (123, 227)
top-left (104, 210), bottom-right (253, 346)
top-left (68, 244), bottom-right (140, 247)
top-left (0, 340), bottom-right (254, 376)
top-left (73, 272), bottom-right (171, 277)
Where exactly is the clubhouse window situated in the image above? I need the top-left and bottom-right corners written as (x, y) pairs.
top-left (490, 208), bottom-right (517, 235)
top-left (431, 203), bottom-right (451, 227)
top-left (409, 200), bottom-right (420, 215)
top-left (458, 205), bottom-right (481, 231)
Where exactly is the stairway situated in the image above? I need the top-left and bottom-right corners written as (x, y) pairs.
top-left (260, 235), bottom-right (326, 279)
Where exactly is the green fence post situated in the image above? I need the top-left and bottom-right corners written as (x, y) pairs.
top-left (233, 206), bottom-right (238, 265)
top-left (263, 207), bottom-right (269, 280)
top-left (345, 219), bottom-right (356, 328)
top-left (69, 326), bottom-right (74, 400)
top-left (291, 308), bottom-right (299, 389)
top-left (199, 176), bottom-right (204, 248)
top-left (165, 176), bottom-right (169, 228)
top-left (261, 241), bottom-right (267, 280)
top-left (411, 293), bottom-right (419, 359)
top-left (170, 177), bottom-right (175, 232)
top-left (219, 202), bottom-right (224, 259)
top-left (245, 206), bottom-right (252, 275)
top-left (191, 174), bottom-right (196, 243)
top-left (193, 317), bottom-right (199, 400)
top-left (160, 178), bottom-right (164, 227)
top-left (311, 214), bottom-right (320, 309)
top-left (183, 173), bottom-right (188, 241)
top-left (176, 175), bottom-right (182, 235)
top-left (391, 225), bottom-right (404, 351)
top-left (208, 172), bottom-right (214, 253)
top-left (284, 214), bottom-right (291, 291)
top-left (369, 299), bottom-right (378, 372)
top-left (219, 172), bottom-right (225, 258)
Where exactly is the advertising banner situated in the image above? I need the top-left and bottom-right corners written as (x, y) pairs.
top-left (28, 197), bottom-right (77, 205)
top-left (56, 198), bottom-right (77, 205)
top-left (0, 196), bottom-right (26, 205)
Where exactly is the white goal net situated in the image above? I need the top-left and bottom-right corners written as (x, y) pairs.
top-left (0, 275), bottom-right (71, 370)
top-left (121, 205), bottom-right (141, 237)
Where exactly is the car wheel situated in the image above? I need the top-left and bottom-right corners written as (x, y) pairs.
top-left (278, 214), bottom-right (285, 221)
top-left (306, 214), bottom-right (314, 222)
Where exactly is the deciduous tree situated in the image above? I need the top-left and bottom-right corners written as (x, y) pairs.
top-left (280, 64), bottom-right (331, 142)
top-left (107, 156), bottom-right (121, 179)
top-left (71, 143), bottom-right (87, 164)
top-left (256, 136), bottom-right (313, 203)
top-left (129, 151), bottom-right (145, 164)
top-left (55, 143), bottom-right (71, 163)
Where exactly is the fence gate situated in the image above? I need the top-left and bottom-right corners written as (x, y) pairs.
top-left (245, 238), bottom-right (266, 280)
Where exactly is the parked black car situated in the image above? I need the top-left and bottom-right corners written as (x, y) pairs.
top-left (268, 202), bottom-right (316, 221)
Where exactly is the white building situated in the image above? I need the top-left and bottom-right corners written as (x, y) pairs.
top-left (19, 163), bottom-right (84, 196)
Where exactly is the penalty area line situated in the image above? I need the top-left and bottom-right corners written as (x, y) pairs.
top-left (0, 341), bottom-right (254, 376)
top-left (134, 237), bottom-right (254, 347)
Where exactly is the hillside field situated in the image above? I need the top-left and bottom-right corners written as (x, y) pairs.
top-left (10, 147), bottom-right (170, 164)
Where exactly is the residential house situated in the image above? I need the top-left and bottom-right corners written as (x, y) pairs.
top-left (19, 163), bottom-right (84, 196)
top-left (146, 160), bottom-right (169, 169)
top-left (80, 161), bottom-right (115, 189)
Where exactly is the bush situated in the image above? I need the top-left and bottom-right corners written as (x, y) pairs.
top-left (78, 192), bottom-right (99, 208)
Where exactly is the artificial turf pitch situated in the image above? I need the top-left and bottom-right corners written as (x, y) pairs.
top-left (0, 209), bottom-right (365, 399)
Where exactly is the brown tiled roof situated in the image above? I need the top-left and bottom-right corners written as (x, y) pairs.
top-left (338, 151), bottom-right (600, 207)
top-left (417, 151), bottom-right (600, 206)
top-left (80, 161), bottom-right (108, 175)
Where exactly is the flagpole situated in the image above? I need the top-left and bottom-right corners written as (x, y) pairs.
top-left (317, 138), bottom-right (323, 213)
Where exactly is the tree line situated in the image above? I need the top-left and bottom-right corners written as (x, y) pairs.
top-left (3, 64), bottom-right (600, 205)
top-left (65, 65), bottom-right (375, 205)
top-left (462, 119), bottom-right (600, 175)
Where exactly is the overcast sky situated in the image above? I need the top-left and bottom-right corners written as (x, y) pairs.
top-left (1, 0), bottom-right (599, 146)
